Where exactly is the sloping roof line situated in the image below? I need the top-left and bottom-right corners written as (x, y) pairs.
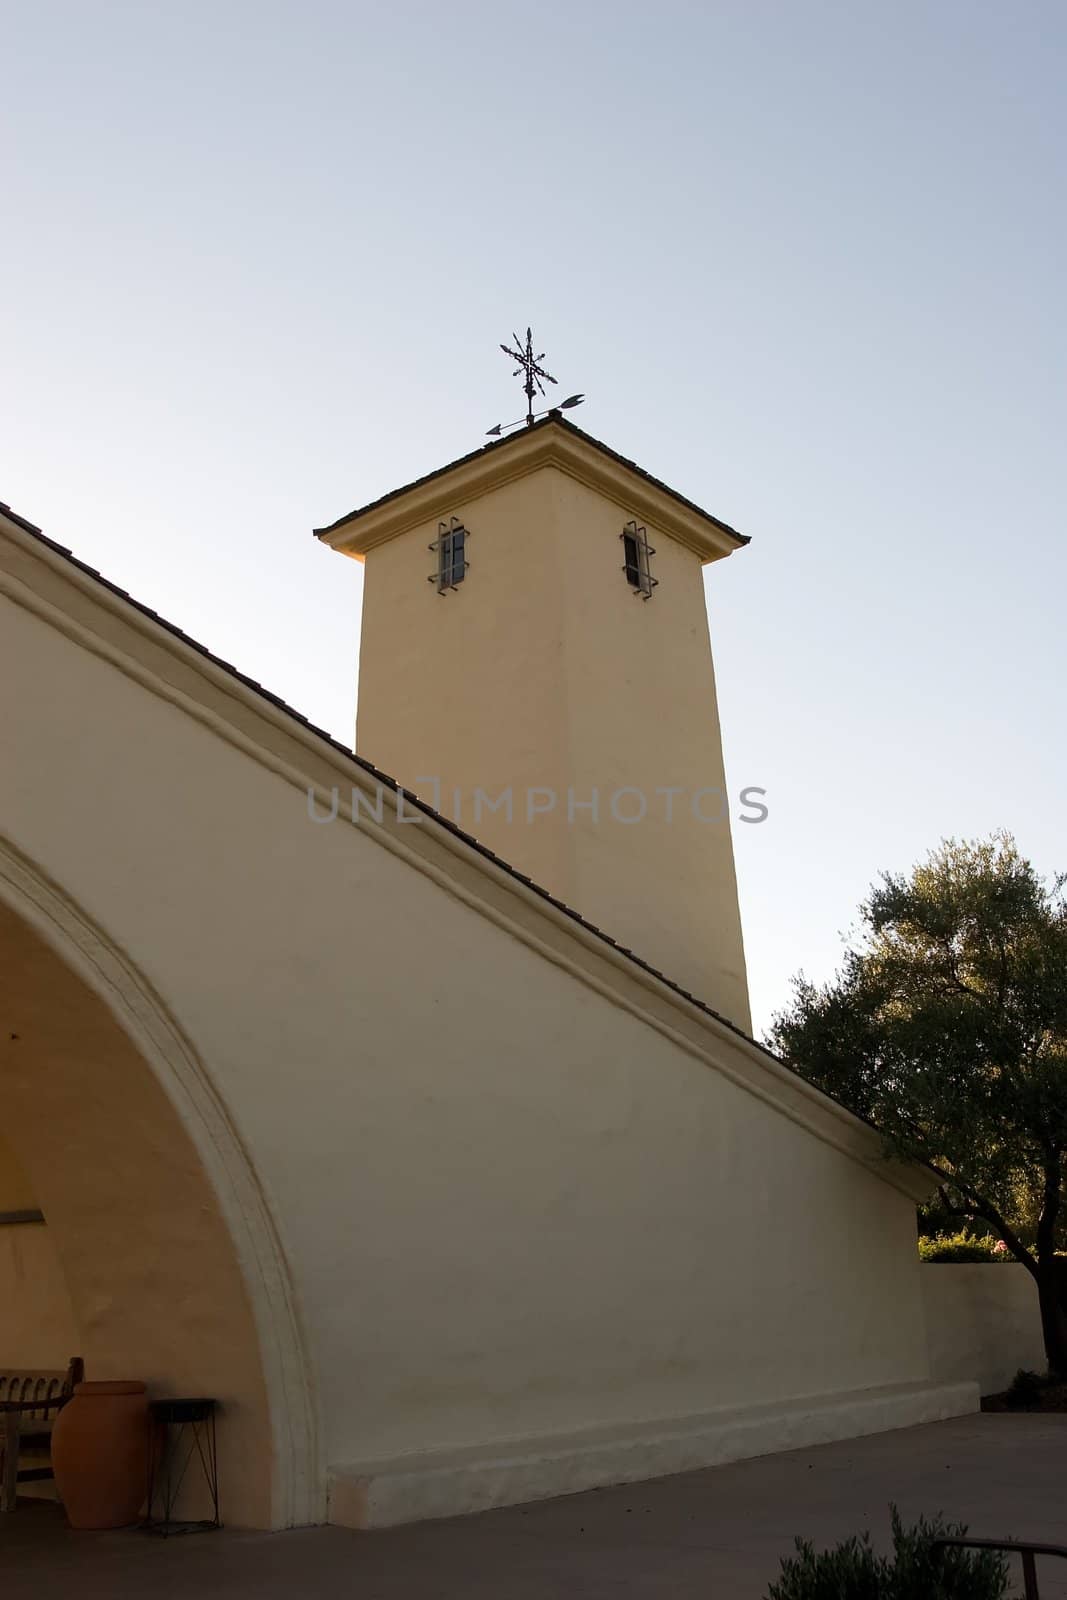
top-left (1, 496), bottom-right (763, 1050)
top-left (2, 496), bottom-right (901, 1168)
top-left (313, 412), bottom-right (751, 546)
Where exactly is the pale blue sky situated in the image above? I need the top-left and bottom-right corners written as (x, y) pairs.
top-left (3, 1), bottom-right (1064, 1032)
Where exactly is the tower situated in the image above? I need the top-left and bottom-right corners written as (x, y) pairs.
top-left (316, 413), bottom-right (752, 1031)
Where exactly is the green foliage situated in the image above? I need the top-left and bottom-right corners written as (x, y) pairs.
top-left (767, 1531), bottom-right (883, 1599)
top-left (917, 1194), bottom-right (962, 1238)
top-left (1005, 1367), bottom-right (1048, 1407)
top-left (768, 834), bottom-right (1067, 1369)
top-left (918, 1232), bottom-right (1006, 1262)
top-left (886, 1508), bottom-right (1009, 1599)
top-left (766, 1506), bottom-right (1009, 1599)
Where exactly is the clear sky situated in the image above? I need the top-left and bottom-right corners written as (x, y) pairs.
top-left (3, 0), bottom-right (1064, 1034)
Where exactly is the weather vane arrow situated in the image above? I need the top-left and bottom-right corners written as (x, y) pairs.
top-left (486, 327), bottom-right (584, 437)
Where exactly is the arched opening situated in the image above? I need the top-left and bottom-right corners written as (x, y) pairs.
top-left (0, 851), bottom-right (319, 1529)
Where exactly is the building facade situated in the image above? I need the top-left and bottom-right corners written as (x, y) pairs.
top-left (0, 432), bottom-right (974, 1530)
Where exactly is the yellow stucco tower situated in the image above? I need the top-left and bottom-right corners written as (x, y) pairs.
top-left (317, 413), bottom-right (752, 1031)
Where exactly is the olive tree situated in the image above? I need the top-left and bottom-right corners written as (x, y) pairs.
top-left (769, 834), bottom-right (1067, 1375)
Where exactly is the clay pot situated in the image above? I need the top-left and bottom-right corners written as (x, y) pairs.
top-left (51, 1381), bottom-right (150, 1529)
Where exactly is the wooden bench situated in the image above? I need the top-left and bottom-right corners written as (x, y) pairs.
top-left (0, 1358), bottom-right (83, 1512)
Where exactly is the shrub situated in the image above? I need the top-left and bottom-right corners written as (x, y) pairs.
top-left (766, 1506), bottom-right (1009, 1599)
top-left (918, 1232), bottom-right (1007, 1263)
top-left (1005, 1368), bottom-right (1048, 1408)
top-left (887, 1508), bottom-right (1008, 1599)
top-left (767, 1532), bottom-right (883, 1598)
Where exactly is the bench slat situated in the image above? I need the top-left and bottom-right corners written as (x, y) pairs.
top-left (0, 1358), bottom-right (83, 1511)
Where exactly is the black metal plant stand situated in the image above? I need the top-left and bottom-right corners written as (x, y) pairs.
top-left (143, 1397), bottom-right (221, 1536)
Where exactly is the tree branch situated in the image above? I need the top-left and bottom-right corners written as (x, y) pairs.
top-left (929, 1169), bottom-right (1037, 1272)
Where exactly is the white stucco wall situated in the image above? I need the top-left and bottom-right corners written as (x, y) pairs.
top-left (1, 531), bottom-right (973, 1526)
top-left (0, 1135), bottom-right (79, 1369)
top-left (0, 1226), bottom-right (80, 1370)
top-left (922, 1265), bottom-right (1046, 1395)
top-left (356, 462), bottom-right (751, 1030)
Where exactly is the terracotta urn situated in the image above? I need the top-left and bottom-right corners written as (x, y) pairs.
top-left (51, 1381), bottom-right (150, 1529)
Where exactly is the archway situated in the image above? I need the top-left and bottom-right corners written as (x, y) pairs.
top-left (0, 841), bottom-right (319, 1528)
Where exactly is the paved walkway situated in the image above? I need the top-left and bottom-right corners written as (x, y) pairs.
top-left (2, 1415), bottom-right (1066, 1598)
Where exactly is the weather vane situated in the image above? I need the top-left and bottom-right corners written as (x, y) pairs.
top-left (486, 327), bottom-right (584, 437)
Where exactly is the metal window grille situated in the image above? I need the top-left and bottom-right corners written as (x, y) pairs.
top-left (427, 518), bottom-right (469, 594)
top-left (620, 520), bottom-right (657, 599)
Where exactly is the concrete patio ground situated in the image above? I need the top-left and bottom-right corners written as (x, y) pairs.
top-left (2, 1414), bottom-right (1066, 1599)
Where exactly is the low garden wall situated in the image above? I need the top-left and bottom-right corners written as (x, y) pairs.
top-left (922, 1263), bottom-right (1045, 1395)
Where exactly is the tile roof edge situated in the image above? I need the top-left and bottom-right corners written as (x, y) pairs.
top-left (312, 414), bottom-right (751, 547)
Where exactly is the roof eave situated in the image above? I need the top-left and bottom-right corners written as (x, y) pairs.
top-left (315, 415), bottom-right (750, 565)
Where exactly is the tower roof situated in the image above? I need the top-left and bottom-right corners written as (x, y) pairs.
top-left (314, 413), bottom-right (751, 563)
